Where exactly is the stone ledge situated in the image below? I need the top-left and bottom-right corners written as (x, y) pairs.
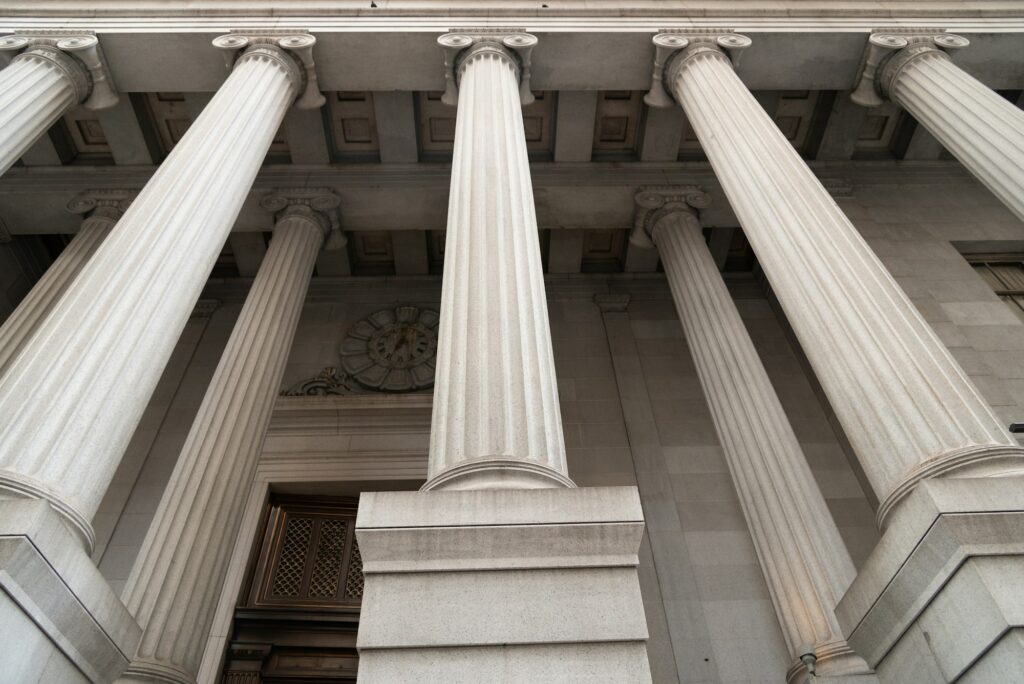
top-left (836, 477), bottom-right (1024, 675)
top-left (0, 498), bottom-right (140, 683)
top-left (354, 486), bottom-right (650, 681)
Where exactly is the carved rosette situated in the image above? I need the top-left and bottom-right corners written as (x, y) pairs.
top-left (340, 307), bottom-right (439, 392)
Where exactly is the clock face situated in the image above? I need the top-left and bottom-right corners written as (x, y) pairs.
top-left (340, 306), bottom-right (439, 392)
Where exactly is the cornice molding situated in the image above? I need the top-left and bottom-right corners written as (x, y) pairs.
top-left (5, 2), bottom-right (1024, 20)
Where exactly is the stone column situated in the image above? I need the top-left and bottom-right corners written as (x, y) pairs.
top-left (425, 33), bottom-right (573, 491)
top-left (0, 33), bottom-right (118, 175)
top-left (0, 191), bottom-right (128, 378)
top-left (355, 33), bottom-right (650, 682)
top-left (119, 192), bottom-right (334, 684)
top-left (647, 33), bottom-right (1024, 683)
top-left (851, 33), bottom-right (1024, 222)
top-left (632, 187), bottom-right (874, 683)
top-left (645, 32), bottom-right (1024, 529)
top-left (0, 34), bottom-right (320, 552)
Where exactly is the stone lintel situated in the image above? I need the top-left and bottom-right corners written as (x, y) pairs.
top-left (0, 499), bottom-right (140, 683)
top-left (354, 486), bottom-right (651, 681)
top-left (836, 477), bottom-right (1024, 677)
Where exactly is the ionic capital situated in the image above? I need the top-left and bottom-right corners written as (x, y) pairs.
top-left (213, 32), bottom-right (325, 110)
top-left (437, 31), bottom-right (537, 107)
top-left (644, 31), bottom-right (751, 109)
top-left (260, 188), bottom-right (344, 248)
top-left (66, 189), bottom-right (134, 222)
top-left (851, 30), bottom-right (969, 107)
top-left (630, 186), bottom-right (712, 249)
top-left (0, 31), bottom-right (118, 110)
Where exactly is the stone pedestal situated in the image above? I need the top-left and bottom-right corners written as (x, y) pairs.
top-left (836, 477), bottom-right (1024, 683)
top-left (0, 499), bottom-right (140, 684)
top-left (355, 487), bottom-right (650, 682)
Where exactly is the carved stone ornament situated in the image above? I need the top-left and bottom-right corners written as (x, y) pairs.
top-left (850, 29), bottom-right (969, 107)
top-left (630, 185), bottom-right (712, 249)
top-left (260, 188), bottom-right (345, 249)
top-left (282, 367), bottom-right (361, 396)
top-left (66, 189), bottom-right (135, 221)
top-left (0, 31), bottom-right (118, 110)
top-left (437, 30), bottom-right (537, 107)
top-left (213, 31), bottom-right (325, 110)
top-left (644, 30), bottom-right (751, 109)
top-left (340, 306), bottom-right (440, 392)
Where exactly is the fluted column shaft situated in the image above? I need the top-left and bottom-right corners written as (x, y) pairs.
top-left (666, 43), bottom-right (1024, 527)
top-left (426, 40), bottom-right (573, 491)
top-left (0, 44), bottom-right (301, 551)
top-left (0, 47), bottom-right (85, 174)
top-left (119, 207), bottom-right (324, 684)
top-left (0, 207), bottom-right (116, 377)
top-left (885, 47), bottom-right (1024, 221)
top-left (650, 203), bottom-right (871, 680)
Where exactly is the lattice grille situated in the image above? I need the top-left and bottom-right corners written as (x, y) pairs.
top-left (271, 516), bottom-right (313, 597)
top-left (309, 519), bottom-right (347, 598)
top-left (345, 537), bottom-right (364, 599)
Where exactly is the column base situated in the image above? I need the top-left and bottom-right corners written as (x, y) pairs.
top-left (0, 499), bottom-right (141, 683)
top-left (836, 477), bottom-right (1024, 683)
top-left (422, 456), bottom-right (576, 491)
top-left (355, 486), bottom-right (651, 682)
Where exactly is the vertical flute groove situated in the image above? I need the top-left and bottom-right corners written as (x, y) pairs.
top-left (655, 212), bottom-right (871, 677)
top-left (0, 48), bottom-right (300, 550)
top-left (425, 46), bottom-right (570, 490)
top-left (890, 50), bottom-right (1024, 221)
top-left (669, 48), bottom-right (1022, 525)
top-left (0, 214), bottom-right (115, 377)
top-left (120, 216), bottom-right (322, 684)
top-left (0, 53), bottom-right (79, 175)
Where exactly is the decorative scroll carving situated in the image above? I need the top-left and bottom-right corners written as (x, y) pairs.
top-left (0, 31), bottom-right (118, 110)
top-left (851, 30), bottom-right (969, 107)
top-left (281, 367), bottom-right (361, 396)
top-left (213, 32), bottom-right (325, 110)
top-left (630, 185), bottom-right (712, 249)
top-left (644, 30), bottom-right (751, 109)
top-left (437, 30), bottom-right (536, 106)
